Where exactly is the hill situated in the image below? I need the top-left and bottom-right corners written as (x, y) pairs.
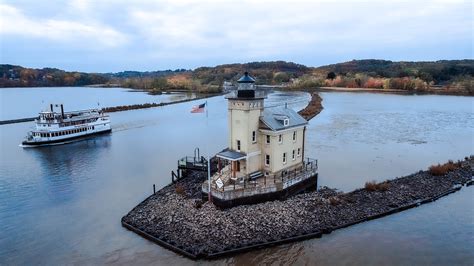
top-left (0, 64), bottom-right (108, 87)
top-left (1, 59), bottom-right (472, 94)
top-left (313, 59), bottom-right (474, 83)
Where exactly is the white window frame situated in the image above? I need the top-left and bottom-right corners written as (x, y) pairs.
top-left (236, 140), bottom-right (241, 151)
top-left (284, 118), bottom-right (289, 126)
top-left (297, 148), bottom-right (301, 157)
top-left (265, 154), bottom-right (270, 166)
top-left (293, 131), bottom-right (297, 142)
top-left (266, 135), bottom-right (270, 144)
top-left (252, 131), bottom-right (256, 143)
top-left (278, 134), bottom-right (282, 143)
top-left (283, 152), bottom-right (287, 164)
top-left (292, 150), bottom-right (296, 160)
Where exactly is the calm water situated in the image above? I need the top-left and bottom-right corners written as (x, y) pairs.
top-left (0, 89), bottom-right (472, 265)
top-left (0, 87), bottom-right (198, 120)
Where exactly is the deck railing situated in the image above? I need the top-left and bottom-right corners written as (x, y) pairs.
top-left (203, 158), bottom-right (317, 200)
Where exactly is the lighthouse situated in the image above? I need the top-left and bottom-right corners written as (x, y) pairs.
top-left (206, 72), bottom-right (318, 208)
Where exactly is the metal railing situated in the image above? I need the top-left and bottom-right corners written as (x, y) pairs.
top-left (203, 158), bottom-right (317, 197)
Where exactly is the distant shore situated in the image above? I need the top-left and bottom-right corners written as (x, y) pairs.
top-left (311, 86), bottom-right (472, 96)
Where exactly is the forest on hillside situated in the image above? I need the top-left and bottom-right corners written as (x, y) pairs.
top-left (1, 60), bottom-right (472, 94)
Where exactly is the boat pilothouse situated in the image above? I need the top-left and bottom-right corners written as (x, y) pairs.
top-left (22, 104), bottom-right (111, 147)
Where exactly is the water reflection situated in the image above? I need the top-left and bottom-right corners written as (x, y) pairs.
top-left (26, 135), bottom-right (112, 197)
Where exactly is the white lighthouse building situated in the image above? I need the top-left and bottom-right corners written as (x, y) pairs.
top-left (204, 72), bottom-right (318, 207)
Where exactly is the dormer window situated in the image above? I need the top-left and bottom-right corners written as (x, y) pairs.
top-left (274, 114), bottom-right (290, 127)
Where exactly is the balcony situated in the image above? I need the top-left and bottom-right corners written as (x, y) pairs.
top-left (202, 158), bottom-right (318, 203)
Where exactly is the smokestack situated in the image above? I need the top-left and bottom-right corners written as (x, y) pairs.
top-left (60, 104), bottom-right (64, 118)
top-left (50, 104), bottom-right (53, 112)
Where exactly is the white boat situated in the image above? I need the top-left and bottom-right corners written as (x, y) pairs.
top-left (21, 104), bottom-right (111, 147)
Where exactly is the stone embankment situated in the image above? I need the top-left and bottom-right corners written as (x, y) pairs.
top-left (298, 92), bottom-right (323, 120)
top-left (122, 157), bottom-right (474, 260)
top-left (102, 93), bottom-right (220, 113)
top-left (0, 94), bottom-right (221, 125)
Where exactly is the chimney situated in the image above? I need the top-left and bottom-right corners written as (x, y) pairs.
top-left (60, 104), bottom-right (65, 118)
top-left (50, 104), bottom-right (53, 112)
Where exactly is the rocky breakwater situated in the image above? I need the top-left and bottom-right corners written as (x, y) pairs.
top-left (102, 93), bottom-right (220, 113)
top-left (122, 157), bottom-right (473, 259)
top-left (298, 92), bottom-right (323, 120)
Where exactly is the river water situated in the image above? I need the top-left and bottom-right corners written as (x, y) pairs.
top-left (0, 88), bottom-right (472, 265)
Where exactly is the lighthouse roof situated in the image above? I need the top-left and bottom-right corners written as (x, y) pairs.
top-left (237, 72), bottom-right (256, 83)
top-left (260, 106), bottom-right (307, 131)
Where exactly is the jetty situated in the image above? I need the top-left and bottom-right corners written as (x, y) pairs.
top-left (122, 157), bottom-right (473, 259)
top-left (0, 93), bottom-right (221, 126)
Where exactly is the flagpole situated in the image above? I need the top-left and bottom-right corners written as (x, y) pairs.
top-left (206, 100), bottom-right (212, 203)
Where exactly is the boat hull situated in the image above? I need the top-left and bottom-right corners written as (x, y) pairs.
top-left (21, 128), bottom-right (112, 147)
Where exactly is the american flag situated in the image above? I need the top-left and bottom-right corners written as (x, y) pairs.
top-left (191, 102), bottom-right (206, 113)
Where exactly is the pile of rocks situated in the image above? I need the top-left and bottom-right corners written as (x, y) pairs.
top-left (102, 94), bottom-right (219, 113)
top-left (298, 92), bottom-right (323, 120)
top-left (122, 157), bottom-right (473, 259)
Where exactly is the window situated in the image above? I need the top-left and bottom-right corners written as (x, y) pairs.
top-left (236, 161), bottom-right (240, 171)
top-left (283, 152), bottom-right (287, 164)
top-left (236, 140), bottom-right (241, 151)
top-left (265, 154), bottom-right (270, 166)
top-left (297, 148), bottom-right (301, 157)
top-left (252, 131), bottom-right (256, 143)
top-left (292, 150), bottom-right (296, 160)
top-left (278, 134), bottom-right (282, 143)
top-left (266, 135), bottom-right (270, 144)
top-left (284, 118), bottom-right (289, 126)
top-left (293, 131), bottom-right (297, 141)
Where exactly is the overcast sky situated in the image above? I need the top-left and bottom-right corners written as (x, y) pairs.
top-left (0, 0), bottom-right (472, 72)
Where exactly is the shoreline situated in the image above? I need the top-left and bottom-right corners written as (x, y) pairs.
top-left (121, 157), bottom-right (473, 260)
top-left (313, 86), bottom-right (472, 96)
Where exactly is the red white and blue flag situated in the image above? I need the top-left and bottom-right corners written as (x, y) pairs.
top-left (191, 102), bottom-right (206, 113)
